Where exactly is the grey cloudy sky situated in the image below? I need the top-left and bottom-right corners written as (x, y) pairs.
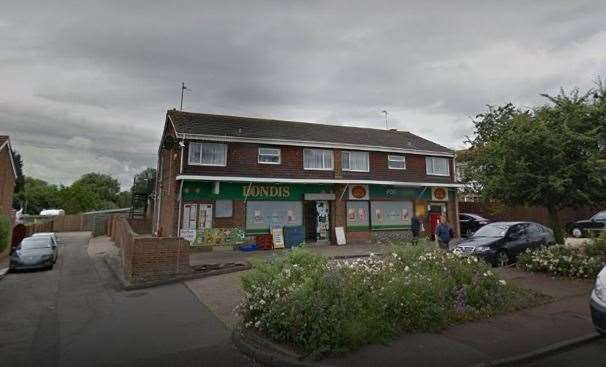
top-left (1, 0), bottom-right (605, 188)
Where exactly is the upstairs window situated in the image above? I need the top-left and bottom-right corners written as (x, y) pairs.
top-left (258, 147), bottom-right (281, 164)
top-left (426, 157), bottom-right (450, 176)
top-left (342, 151), bottom-right (369, 172)
top-left (189, 142), bottom-right (227, 166)
top-left (303, 149), bottom-right (333, 170)
top-left (387, 155), bottom-right (406, 170)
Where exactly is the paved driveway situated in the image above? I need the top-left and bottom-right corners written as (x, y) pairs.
top-left (0, 232), bottom-right (251, 367)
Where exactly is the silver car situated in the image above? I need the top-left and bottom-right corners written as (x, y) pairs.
top-left (10, 237), bottom-right (58, 270)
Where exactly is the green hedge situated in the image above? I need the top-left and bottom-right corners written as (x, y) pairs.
top-left (0, 215), bottom-right (10, 253)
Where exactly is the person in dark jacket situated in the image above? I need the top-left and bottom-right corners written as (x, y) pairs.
top-left (411, 214), bottom-right (421, 245)
top-left (435, 215), bottom-right (452, 250)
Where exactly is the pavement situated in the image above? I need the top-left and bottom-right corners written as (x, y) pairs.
top-left (519, 337), bottom-right (606, 366)
top-left (0, 232), bottom-right (253, 367)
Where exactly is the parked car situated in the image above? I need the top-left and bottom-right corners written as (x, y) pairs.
top-left (32, 232), bottom-right (60, 247)
top-left (459, 213), bottom-right (491, 237)
top-left (591, 266), bottom-right (606, 335)
top-left (9, 236), bottom-right (58, 271)
top-left (454, 221), bottom-right (555, 267)
top-left (565, 211), bottom-right (606, 238)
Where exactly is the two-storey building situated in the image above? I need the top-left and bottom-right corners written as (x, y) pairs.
top-left (153, 110), bottom-right (461, 244)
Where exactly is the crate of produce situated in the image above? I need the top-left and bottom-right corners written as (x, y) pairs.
top-left (239, 243), bottom-right (257, 252)
top-left (255, 234), bottom-right (273, 250)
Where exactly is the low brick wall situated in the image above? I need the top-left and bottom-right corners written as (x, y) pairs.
top-left (110, 215), bottom-right (190, 283)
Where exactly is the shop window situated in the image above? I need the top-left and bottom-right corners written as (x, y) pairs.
top-left (342, 151), bottom-right (369, 172)
top-left (258, 147), bottom-right (281, 164)
top-left (215, 200), bottom-right (233, 218)
top-left (347, 201), bottom-right (369, 231)
top-left (303, 149), bottom-right (333, 170)
top-left (189, 142), bottom-right (227, 166)
top-left (371, 201), bottom-right (413, 230)
top-left (388, 155), bottom-right (406, 170)
top-left (245, 201), bottom-right (303, 234)
top-left (426, 157), bottom-right (450, 176)
top-left (182, 204), bottom-right (198, 229)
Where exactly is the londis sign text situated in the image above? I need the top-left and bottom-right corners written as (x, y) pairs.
top-left (243, 185), bottom-right (291, 199)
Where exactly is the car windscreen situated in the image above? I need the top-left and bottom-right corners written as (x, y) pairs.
top-left (472, 224), bottom-right (510, 238)
top-left (20, 239), bottom-right (52, 249)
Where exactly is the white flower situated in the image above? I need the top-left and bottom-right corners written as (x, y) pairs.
top-left (254, 321), bottom-right (261, 328)
top-left (498, 280), bottom-right (507, 286)
top-left (404, 266), bottom-right (410, 272)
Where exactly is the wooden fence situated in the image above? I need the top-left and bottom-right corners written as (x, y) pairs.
top-left (459, 202), bottom-right (602, 228)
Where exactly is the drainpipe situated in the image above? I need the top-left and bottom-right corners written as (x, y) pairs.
top-left (176, 180), bottom-right (184, 236)
top-left (154, 152), bottom-right (163, 236)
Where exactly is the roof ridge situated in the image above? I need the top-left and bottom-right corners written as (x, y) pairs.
top-left (169, 110), bottom-right (414, 135)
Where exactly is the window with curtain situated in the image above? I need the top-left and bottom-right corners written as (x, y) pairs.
top-left (189, 142), bottom-right (227, 166)
top-left (342, 151), bottom-right (369, 172)
top-left (388, 155), bottom-right (406, 169)
top-left (425, 157), bottom-right (450, 176)
top-left (303, 149), bottom-right (333, 170)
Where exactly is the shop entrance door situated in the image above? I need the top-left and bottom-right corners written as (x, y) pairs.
top-left (304, 202), bottom-right (317, 241)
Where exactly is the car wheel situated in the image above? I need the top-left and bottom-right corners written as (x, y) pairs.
top-left (494, 250), bottom-right (510, 267)
top-left (572, 228), bottom-right (583, 238)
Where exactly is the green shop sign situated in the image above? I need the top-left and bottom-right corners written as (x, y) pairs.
top-left (182, 181), bottom-right (333, 201)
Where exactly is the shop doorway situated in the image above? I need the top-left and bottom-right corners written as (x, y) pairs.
top-left (304, 202), bottom-right (317, 241)
top-left (303, 201), bottom-right (330, 242)
top-left (428, 203), bottom-right (445, 241)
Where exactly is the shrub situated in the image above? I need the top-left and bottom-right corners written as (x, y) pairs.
top-left (0, 215), bottom-right (10, 253)
top-left (238, 247), bottom-right (542, 357)
top-left (517, 241), bottom-right (604, 279)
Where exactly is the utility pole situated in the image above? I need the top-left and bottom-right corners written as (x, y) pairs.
top-left (382, 110), bottom-right (389, 129)
top-left (180, 82), bottom-right (190, 111)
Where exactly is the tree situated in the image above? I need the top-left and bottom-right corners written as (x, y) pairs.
top-left (15, 177), bottom-right (61, 214)
top-left (464, 86), bottom-right (606, 243)
top-left (131, 168), bottom-right (156, 194)
top-left (59, 185), bottom-right (101, 214)
top-left (71, 173), bottom-right (121, 204)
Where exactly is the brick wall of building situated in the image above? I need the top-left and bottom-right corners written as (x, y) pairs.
top-left (182, 141), bottom-right (455, 184)
top-left (0, 147), bottom-right (15, 218)
top-left (153, 126), bottom-right (181, 237)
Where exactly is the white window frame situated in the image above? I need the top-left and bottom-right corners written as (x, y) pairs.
top-left (426, 157), bottom-right (450, 176)
top-left (387, 155), bottom-right (406, 170)
top-left (258, 147), bottom-right (281, 165)
top-left (342, 151), bottom-right (370, 172)
top-left (303, 149), bottom-right (334, 171)
top-left (188, 142), bottom-right (227, 167)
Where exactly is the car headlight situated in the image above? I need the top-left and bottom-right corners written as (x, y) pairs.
top-left (41, 254), bottom-right (52, 260)
top-left (593, 278), bottom-right (606, 306)
top-left (474, 246), bottom-right (492, 253)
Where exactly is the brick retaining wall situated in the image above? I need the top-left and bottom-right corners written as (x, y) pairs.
top-left (110, 215), bottom-right (190, 283)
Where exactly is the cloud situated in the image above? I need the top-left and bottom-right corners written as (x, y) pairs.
top-left (1, 0), bottom-right (605, 188)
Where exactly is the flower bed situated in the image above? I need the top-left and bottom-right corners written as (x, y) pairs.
top-left (238, 246), bottom-right (546, 357)
top-left (517, 236), bottom-right (606, 279)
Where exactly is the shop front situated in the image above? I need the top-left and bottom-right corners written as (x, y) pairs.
top-left (178, 181), bottom-right (336, 244)
top-left (178, 180), bottom-right (457, 246)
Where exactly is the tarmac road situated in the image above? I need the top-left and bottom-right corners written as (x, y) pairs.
top-left (0, 232), bottom-right (252, 367)
top-left (520, 337), bottom-right (606, 367)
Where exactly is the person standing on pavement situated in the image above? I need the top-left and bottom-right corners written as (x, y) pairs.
top-left (435, 215), bottom-right (452, 250)
top-left (411, 214), bottom-right (421, 245)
